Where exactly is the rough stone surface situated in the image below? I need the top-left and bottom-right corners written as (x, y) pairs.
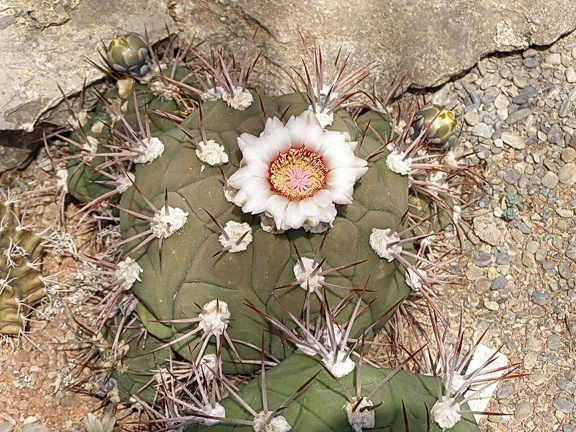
top-left (0, 0), bottom-right (175, 172)
top-left (3, 0), bottom-right (576, 173)
top-left (171, 0), bottom-right (576, 93)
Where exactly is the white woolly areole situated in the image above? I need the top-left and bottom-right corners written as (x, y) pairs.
top-left (201, 86), bottom-right (225, 102)
top-left (150, 205), bottom-right (189, 239)
top-left (116, 172), bottom-right (135, 193)
top-left (345, 398), bottom-right (375, 432)
top-left (406, 267), bottom-right (427, 291)
top-left (133, 137), bottom-right (165, 164)
top-left (223, 86), bottom-right (253, 110)
top-left (293, 257), bottom-right (324, 292)
top-left (82, 136), bottom-right (100, 154)
top-left (56, 169), bottom-right (68, 193)
top-left (200, 402), bottom-right (226, 426)
top-left (91, 120), bottom-right (105, 134)
top-left (199, 353), bottom-right (218, 381)
top-left (321, 323), bottom-right (345, 351)
top-left (67, 111), bottom-right (88, 129)
top-left (195, 139), bottom-right (229, 166)
top-left (114, 257), bottom-right (143, 290)
top-left (386, 150), bottom-right (413, 176)
top-left (369, 228), bottom-right (402, 261)
top-left (198, 300), bottom-right (230, 337)
top-left (307, 104), bottom-right (334, 128)
top-left (322, 350), bottom-right (355, 378)
top-left (117, 78), bottom-right (134, 98)
top-left (218, 221), bottom-right (253, 253)
top-left (430, 397), bottom-right (461, 430)
top-left (295, 341), bottom-right (319, 356)
top-left (253, 412), bottom-right (291, 432)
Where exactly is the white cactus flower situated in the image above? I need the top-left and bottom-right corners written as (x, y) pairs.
top-left (228, 111), bottom-right (367, 232)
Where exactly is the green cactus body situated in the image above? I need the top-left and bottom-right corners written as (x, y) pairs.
top-left (65, 42), bottom-right (483, 431)
top-left (116, 90), bottom-right (411, 372)
top-left (0, 201), bottom-right (45, 335)
top-left (195, 352), bottom-right (480, 432)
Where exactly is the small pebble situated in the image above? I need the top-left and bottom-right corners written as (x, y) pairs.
top-left (558, 163), bottom-right (576, 184)
top-left (567, 66), bottom-right (576, 83)
top-left (526, 336), bottom-right (543, 352)
top-left (553, 397), bottom-right (574, 413)
top-left (561, 147), bottom-right (576, 162)
top-left (484, 300), bottom-right (500, 311)
top-left (531, 291), bottom-right (548, 306)
top-left (514, 401), bottom-right (534, 420)
top-left (547, 334), bottom-right (562, 350)
top-left (541, 171), bottom-right (559, 189)
top-left (501, 131), bottom-right (526, 149)
top-left (22, 425), bottom-right (51, 432)
top-left (491, 275), bottom-right (508, 290)
top-left (523, 57), bottom-right (539, 68)
top-left (497, 383), bottom-right (515, 399)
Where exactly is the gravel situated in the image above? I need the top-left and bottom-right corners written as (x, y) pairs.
top-left (430, 29), bottom-right (576, 432)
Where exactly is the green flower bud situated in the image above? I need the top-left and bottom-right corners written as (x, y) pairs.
top-left (410, 104), bottom-right (457, 148)
top-left (107, 33), bottom-right (150, 77)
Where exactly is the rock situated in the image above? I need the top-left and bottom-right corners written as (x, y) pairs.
top-left (553, 397), bottom-right (574, 413)
top-left (172, 0), bottom-right (576, 94)
top-left (567, 66), bottom-right (576, 83)
top-left (473, 214), bottom-right (503, 245)
top-left (514, 401), bottom-right (534, 420)
top-left (3, 0), bottom-right (576, 173)
top-left (472, 122), bottom-right (494, 138)
top-left (558, 162), bottom-right (576, 184)
top-left (0, 0), bottom-right (175, 172)
top-left (542, 171), bottom-right (559, 189)
top-left (561, 147), bottom-right (576, 162)
top-left (21, 425), bottom-right (50, 432)
top-left (501, 131), bottom-right (526, 149)
top-left (0, 421), bottom-right (14, 432)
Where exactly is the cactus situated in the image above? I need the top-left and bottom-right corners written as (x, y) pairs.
top-left (0, 197), bottom-right (45, 335)
top-left (62, 34), bottom-right (512, 431)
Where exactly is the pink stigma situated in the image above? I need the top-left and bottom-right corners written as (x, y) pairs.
top-left (285, 166), bottom-right (314, 192)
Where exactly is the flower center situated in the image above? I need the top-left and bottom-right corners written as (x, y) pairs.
top-left (268, 147), bottom-right (327, 200)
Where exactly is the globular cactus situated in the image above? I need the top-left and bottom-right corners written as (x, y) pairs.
top-left (61, 34), bottom-right (506, 432)
top-left (0, 198), bottom-right (45, 335)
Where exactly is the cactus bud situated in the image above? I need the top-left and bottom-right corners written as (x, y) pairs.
top-left (410, 104), bottom-right (457, 148)
top-left (106, 33), bottom-right (150, 77)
